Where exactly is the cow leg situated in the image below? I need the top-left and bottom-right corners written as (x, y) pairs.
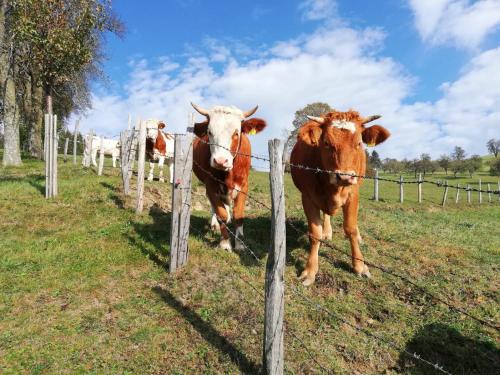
top-left (342, 199), bottom-right (370, 278)
top-left (232, 185), bottom-right (247, 251)
top-left (158, 156), bottom-right (165, 183)
top-left (209, 205), bottom-right (220, 232)
top-left (299, 194), bottom-right (322, 286)
top-left (92, 148), bottom-right (98, 167)
top-left (148, 162), bottom-right (155, 181)
top-left (322, 213), bottom-right (332, 240)
top-left (168, 159), bottom-right (174, 184)
top-left (206, 187), bottom-right (232, 251)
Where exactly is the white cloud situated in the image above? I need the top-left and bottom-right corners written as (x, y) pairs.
top-left (75, 19), bottom-right (500, 163)
top-left (299, 0), bottom-right (337, 21)
top-left (408, 0), bottom-right (500, 49)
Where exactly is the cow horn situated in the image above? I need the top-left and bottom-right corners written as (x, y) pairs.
top-left (243, 105), bottom-right (258, 118)
top-left (361, 115), bottom-right (381, 125)
top-left (190, 102), bottom-right (209, 117)
top-left (306, 115), bottom-right (325, 124)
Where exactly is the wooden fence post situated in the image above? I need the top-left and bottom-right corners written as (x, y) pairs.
top-left (479, 179), bottom-right (482, 204)
top-left (73, 119), bottom-right (79, 165)
top-left (487, 183), bottom-right (492, 203)
top-left (441, 181), bottom-right (449, 207)
top-left (44, 114), bottom-right (50, 198)
top-left (467, 184), bottom-right (471, 204)
top-left (52, 115), bottom-right (58, 196)
top-left (373, 169), bottom-right (379, 201)
top-left (44, 114), bottom-right (58, 198)
top-left (169, 131), bottom-right (194, 273)
top-left (120, 130), bottom-right (130, 195)
top-left (135, 121), bottom-right (147, 214)
top-left (63, 138), bottom-right (69, 163)
top-left (418, 173), bottom-right (422, 204)
top-left (455, 184), bottom-right (460, 203)
top-left (127, 121), bottom-right (140, 187)
top-left (399, 175), bottom-right (404, 203)
top-left (263, 139), bottom-right (286, 375)
top-left (98, 137), bottom-right (105, 176)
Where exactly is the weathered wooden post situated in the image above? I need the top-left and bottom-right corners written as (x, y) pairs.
top-left (44, 114), bottom-right (50, 198)
top-left (169, 130), bottom-right (194, 273)
top-left (263, 139), bottom-right (286, 375)
top-left (399, 175), bottom-right (404, 203)
top-left (52, 115), bottom-right (58, 196)
top-left (418, 173), bottom-right (422, 203)
top-left (487, 183), bottom-right (492, 203)
top-left (44, 114), bottom-right (58, 198)
top-left (127, 120), bottom-right (140, 185)
top-left (479, 179), bottom-right (482, 204)
top-left (441, 181), bottom-right (449, 207)
top-left (455, 184), bottom-right (460, 203)
top-left (467, 184), bottom-right (471, 204)
top-left (63, 138), bottom-right (69, 163)
top-left (120, 130), bottom-right (130, 195)
top-left (98, 136), bottom-right (105, 176)
top-left (373, 169), bottom-right (379, 201)
top-left (73, 120), bottom-right (79, 165)
top-left (136, 121), bottom-right (147, 214)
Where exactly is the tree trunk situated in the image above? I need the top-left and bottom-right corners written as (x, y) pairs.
top-left (28, 82), bottom-right (44, 158)
top-left (1, 2), bottom-right (22, 166)
top-left (45, 86), bottom-right (53, 115)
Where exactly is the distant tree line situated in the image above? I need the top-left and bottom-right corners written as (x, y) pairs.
top-left (1, 0), bottom-right (123, 166)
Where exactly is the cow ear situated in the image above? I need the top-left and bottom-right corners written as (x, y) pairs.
top-left (241, 118), bottom-right (266, 135)
top-left (362, 125), bottom-right (390, 146)
top-left (158, 122), bottom-right (166, 129)
top-left (298, 122), bottom-right (323, 146)
top-left (194, 121), bottom-right (208, 138)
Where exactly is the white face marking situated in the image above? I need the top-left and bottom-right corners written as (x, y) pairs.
top-left (206, 106), bottom-right (244, 170)
top-left (331, 121), bottom-right (356, 133)
top-left (145, 119), bottom-right (161, 140)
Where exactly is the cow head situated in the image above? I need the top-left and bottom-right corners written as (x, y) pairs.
top-left (298, 110), bottom-right (390, 185)
top-left (191, 102), bottom-right (266, 171)
top-left (145, 119), bottom-right (166, 141)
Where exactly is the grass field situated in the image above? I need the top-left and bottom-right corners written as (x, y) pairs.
top-left (1, 153), bottom-right (499, 374)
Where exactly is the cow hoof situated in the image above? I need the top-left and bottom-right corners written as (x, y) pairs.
top-left (147, 176), bottom-right (153, 182)
top-left (355, 264), bottom-right (371, 279)
top-left (298, 270), bottom-right (316, 286)
top-left (235, 240), bottom-right (245, 251)
top-left (220, 239), bottom-right (232, 252)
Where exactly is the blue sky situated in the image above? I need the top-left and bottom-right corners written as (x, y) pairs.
top-left (78, 0), bottom-right (500, 162)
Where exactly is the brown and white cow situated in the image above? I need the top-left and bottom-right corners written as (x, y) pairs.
top-left (144, 119), bottom-right (175, 183)
top-left (191, 103), bottom-right (266, 251)
top-left (290, 110), bottom-right (390, 285)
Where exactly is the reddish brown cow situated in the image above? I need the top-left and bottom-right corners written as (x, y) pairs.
top-left (191, 103), bottom-right (266, 251)
top-left (290, 110), bottom-right (390, 285)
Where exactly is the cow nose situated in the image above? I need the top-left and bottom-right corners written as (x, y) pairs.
top-left (334, 170), bottom-right (357, 184)
top-left (213, 157), bottom-right (230, 169)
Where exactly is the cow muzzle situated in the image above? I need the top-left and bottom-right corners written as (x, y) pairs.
top-left (211, 156), bottom-right (232, 171)
top-left (334, 170), bottom-right (358, 185)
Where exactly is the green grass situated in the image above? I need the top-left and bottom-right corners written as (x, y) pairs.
top-left (0, 154), bottom-right (499, 374)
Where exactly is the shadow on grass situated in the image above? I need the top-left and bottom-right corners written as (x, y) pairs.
top-left (0, 173), bottom-right (45, 195)
top-left (100, 181), bottom-right (125, 209)
top-left (152, 285), bottom-right (262, 374)
top-left (398, 323), bottom-right (500, 374)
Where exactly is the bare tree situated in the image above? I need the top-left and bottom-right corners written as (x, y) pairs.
top-left (487, 138), bottom-right (499, 158)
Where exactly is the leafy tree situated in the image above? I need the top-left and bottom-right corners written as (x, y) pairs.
top-left (451, 146), bottom-right (466, 161)
top-left (451, 160), bottom-right (467, 177)
top-left (438, 155), bottom-right (451, 175)
top-left (486, 138), bottom-right (500, 158)
top-left (490, 158), bottom-right (500, 176)
top-left (419, 153), bottom-right (433, 176)
top-left (464, 155), bottom-right (482, 177)
top-left (369, 150), bottom-right (382, 169)
top-left (285, 102), bottom-right (332, 156)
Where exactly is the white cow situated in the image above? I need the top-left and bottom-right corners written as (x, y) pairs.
top-left (144, 119), bottom-right (175, 183)
top-left (82, 135), bottom-right (120, 168)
